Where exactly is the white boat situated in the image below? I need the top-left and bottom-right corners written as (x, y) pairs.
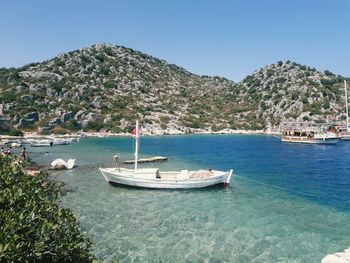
top-left (11, 142), bottom-right (22, 147)
top-left (30, 139), bottom-right (53, 147)
top-left (99, 121), bottom-right (233, 189)
top-left (281, 123), bottom-right (340, 145)
top-left (52, 138), bottom-right (72, 145)
top-left (281, 132), bottom-right (340, 144)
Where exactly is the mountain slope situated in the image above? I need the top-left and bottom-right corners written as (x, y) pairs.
top-left (238, 61), bottom-right (347, 127)
top-left (0, 44), bottom-right (348, 134)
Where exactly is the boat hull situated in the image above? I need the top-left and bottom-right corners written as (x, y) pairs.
top-left (281, 136), bottom-right (339, 144)
top-left (340, 134), bottom-right (350, 140)
top-left (31, 143), bottom-right (52, 147)
top-left (99, 168), bottom-right (231, 189)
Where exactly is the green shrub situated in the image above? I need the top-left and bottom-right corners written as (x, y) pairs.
top-left (0, 157), bottom-right (94, 262)
top-left (103, 81), bottom-right (116, 89)
top-left (8, 129), bottom-right (24, 136)
top-left (324, 70), bottom-right (335, 77)
top-left (61, 120), bottom-right (82, 132)
top-left (0, 129), bottom-right (24, 137)
top-left (84, 120), bottom-right (104, 131)
top-left (51, 81), bottom-right (65, 92)
top-left (100, 66), bottom-right (110, 75)
top-left (0, 91), bottom-right (17, 103)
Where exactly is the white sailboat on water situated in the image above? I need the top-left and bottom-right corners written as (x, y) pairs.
top-left (99, 120), bottom-right (233, 189)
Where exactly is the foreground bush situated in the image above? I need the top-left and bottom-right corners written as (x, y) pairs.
top-left (0, 156), bottom-right (94, 262)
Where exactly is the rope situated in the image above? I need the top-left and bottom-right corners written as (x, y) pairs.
top-left (234, 174), bottom-right (322, 199)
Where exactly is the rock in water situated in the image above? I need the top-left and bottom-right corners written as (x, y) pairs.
top-left (51, 159), bottom-right (76, 170)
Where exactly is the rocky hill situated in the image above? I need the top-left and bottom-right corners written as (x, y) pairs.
top-left (0, 44), bottom-right (348, 135)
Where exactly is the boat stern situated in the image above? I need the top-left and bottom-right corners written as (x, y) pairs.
top-left (224, 169), bottom-right (233, 187)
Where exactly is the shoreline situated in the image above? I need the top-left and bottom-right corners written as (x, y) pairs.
top-left (0, 129), bottom-right (281, 140)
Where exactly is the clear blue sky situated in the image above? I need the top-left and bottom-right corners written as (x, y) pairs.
top-left (1, 0), bottom-right (349, 81)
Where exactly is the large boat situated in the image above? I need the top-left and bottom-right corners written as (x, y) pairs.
top-left (99, 121), bottom-right (233, 189)
top-left (281, 127), bottom-right (340, 144)
top-left (329, 125), bottom-right (350, 140)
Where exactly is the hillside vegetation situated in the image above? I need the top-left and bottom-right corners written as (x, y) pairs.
top-left (0, 44), bottom-right (348, 134)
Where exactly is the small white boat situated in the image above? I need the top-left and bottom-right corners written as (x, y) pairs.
top-left (52, 138), bottom-right (72, 145)
top-left (99, 121), bottom-right (233, 189)
top-left (30, 139), bottom-right (53, 147)
top-left (99, 167), bottom-right (232, 189)
top-left (11, 142), bottom-right (22, 147)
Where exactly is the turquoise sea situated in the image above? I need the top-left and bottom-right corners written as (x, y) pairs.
top-left (28, 135), bottom-right (350, 262)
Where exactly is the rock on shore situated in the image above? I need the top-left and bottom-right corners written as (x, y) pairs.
top-left (322, 248), bottom-right (350, 263)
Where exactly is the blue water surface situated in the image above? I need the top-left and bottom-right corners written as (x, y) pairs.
top-left (28, 135), bottom-right (350, 262)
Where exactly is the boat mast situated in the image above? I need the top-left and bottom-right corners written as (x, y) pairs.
top-left (134, 120), bottom-right (139, 171)
top-left (345, 80), bottom-right (349, 131)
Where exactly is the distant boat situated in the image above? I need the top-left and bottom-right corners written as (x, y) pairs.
top-left (99, 120), bottom-right (233, 189)
top-left (52, 138), bottom-right (72, 145)
top-left (281, 123), bottom-right (340, 145)
top-left (30, 139), bottom-right (53, 147)
top-left (11, 142), bottom-right (21, 147)
top-left (29, 137), bottom-right (73, 146)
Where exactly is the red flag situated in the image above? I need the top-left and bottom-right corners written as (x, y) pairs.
top-left (132, 128), bottom-right (136, 136)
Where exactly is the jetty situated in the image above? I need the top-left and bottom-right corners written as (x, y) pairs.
top-left (123, 156), bottom-right (167, 164)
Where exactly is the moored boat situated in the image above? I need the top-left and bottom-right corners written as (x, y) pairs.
top-left (281, 122), bottom-right (340, 145)
top-left (281, 130), bottom-right (340, 144)
top-left (99, 167), bottom-right (232, 189)
top-left (52, 138), bottom-right (72, 145)
top-left (99, 121), bottom-right (233, 189)
top-left (30, 139), bottom-right (53, 147)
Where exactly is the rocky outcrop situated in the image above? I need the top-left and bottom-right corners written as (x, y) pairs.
top-left (81, 113), bottom-right (98, 128)
top-left (322, 247), bottom-right (350, 263)
top-left (19, 71), bottom-right (62, 81)
top-left (61, 112), bottom-right (74, 122)
top-left (49, 117), bottom-right (61, 127)
top-left (17, 118), bottom-right (35, 128)
top-left (0, 119), bottom-right (13, 131)
top-left (91, 96), bottom-right (102, 109)
top-left (24, 112), bottom-right (39, 122)
top-left (74, 110), bottom-right (85, 120)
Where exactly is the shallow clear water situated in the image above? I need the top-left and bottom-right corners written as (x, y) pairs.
top-left (29, 135), bottom-right (350, 262)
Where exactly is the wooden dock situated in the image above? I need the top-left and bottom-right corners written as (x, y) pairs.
top-left (123, 156), bottom-right (168, 164)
